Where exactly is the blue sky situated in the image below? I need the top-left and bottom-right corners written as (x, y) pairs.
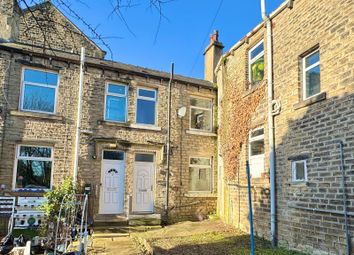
top-left (58, 0), bottom-right (284, 79)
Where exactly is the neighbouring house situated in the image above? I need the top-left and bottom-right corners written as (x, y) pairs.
top-left (215, 0), bottom-right (354, 254)
top-left (0, 0), bottom-right (218, 225)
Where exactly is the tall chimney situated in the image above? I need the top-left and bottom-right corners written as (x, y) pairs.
top-left (0, 0), bottom-right (20, 41)
top-left (204, 30), bottom-right (224, 82)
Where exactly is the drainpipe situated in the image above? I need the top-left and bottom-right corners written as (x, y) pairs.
top-left (339, 141), bottom-right (351, 255)
top-left (260, 0), bottom-right (276, 247)
top-left (165, 63), bottom-right (174, 222)
top-left (73, 47), bottom-right (85, 185)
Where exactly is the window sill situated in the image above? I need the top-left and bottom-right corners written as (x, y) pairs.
top-left (98, 121), bottom-right (162, 132)
top-left (186, 130), bottom-right (217, 137)
top-left (10, 110), bottom-right (63, 121)
top-left (184, 192), bottom-right (217, 198)
top-left (130, 124), bottom-right (162, 131)
top-left (9, 189), bottom-right (46, 195)
top-left (98, 120), bottom-right (130, 127)
top-left (293, 92), bottom-right (326, 110)
top-left (287, 181), bottom-right (308, 187)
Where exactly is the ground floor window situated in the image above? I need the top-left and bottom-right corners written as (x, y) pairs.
top-left (189, 157), bottom-right (212, 192)
top-left (14, 145), bottom-right (53, 190)
top-left (249, 128), bottom-right (264, 177)
top-left (292, 160), bottom-right (307, 182)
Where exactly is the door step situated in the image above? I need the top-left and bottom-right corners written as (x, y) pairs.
top-left (93, 214), bottom-right (161, 227)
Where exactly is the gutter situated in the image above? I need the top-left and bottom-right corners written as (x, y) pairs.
top-left (0, 43), bottom-right (213, 90)
top-left (214, 0), bottom-right (289, 74)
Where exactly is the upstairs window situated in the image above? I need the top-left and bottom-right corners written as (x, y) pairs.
top-left (105, 83), bottom-right (128, 122)
top-left (249, 128), bottom-right (265, 177)
top-left (292, 160), bottom-right (307, 182)
top-left (14, 145), bottom-right (53, 190)
top-left (190, 97), bottom-right (212, 132)
top-left (21, 68), bottom-right (59, 114)
top-left (189, 157), bottom-right (212, 192)
top-left (303, 50), bottom-right (320, 99)
top-left (248, 41), bottom-right (265, 84)
top-left (136, 88), bottom-right (157, 125)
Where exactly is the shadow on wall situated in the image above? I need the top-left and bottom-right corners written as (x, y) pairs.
top-left (223, 91), bottom-right (354, 254)
top-left (273, 92), bottom-right (354, 254)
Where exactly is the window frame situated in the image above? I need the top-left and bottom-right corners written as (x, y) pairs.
top-left (20, 67), bottom-right (60, 114)
top-left (188, 156), bottom-right (213, 193)
top-left (189, 96), bottom-right (213, 133)
top-left (13, 144), bottom-right (54, 191)
top-left (248, 127), bottom-right (265, 177)
top-left (248, 40), bottom-right (264, 84)
top-left (302, 49), bottom-right (320, 100)
top-left (104, 82), bottom-right (128, 123)
top-left (135, 87), bottom-right (158, 126)
top-left (291, 159), bottom-right (307, 182)
top-left (102, 149), bottom-right (125, 161)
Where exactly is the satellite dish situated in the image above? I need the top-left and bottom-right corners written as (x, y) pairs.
top-left (177, 107), bottom-right (187, 118)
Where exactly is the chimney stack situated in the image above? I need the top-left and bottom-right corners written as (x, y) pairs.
top-left (204, 30), bottom-right (224, 82)
top-left (0, 0), bottom-right (20, 41)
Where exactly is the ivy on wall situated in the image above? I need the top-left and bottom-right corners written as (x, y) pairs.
top-left (219, 60), bottom-right (266, 181)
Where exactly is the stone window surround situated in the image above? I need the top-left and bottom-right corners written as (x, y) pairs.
top-left (291, 160), bottom-right (308, 183)
top-left (188, 156), bottom-right (213, 194)
top-left (135, 86), bottom-right (158, 127)
top-left (19, 66), bottom-right (60, 115)
top-left (248, 40), bottom-right (264, 84)
top-left (294, 44), bottom-right (325, 110)
top-left (13, 144), bottom-right (54, 191)
top-left (248, 127), bottom-right (265, 178)
top-left (301, 49), bottom-right (321, 100)
top-left (245, 35), bottom-right (265, 90)
top-left (189, 96), bottom-right (213, 133)
top-left (104, 82), bottom-right (129, 123)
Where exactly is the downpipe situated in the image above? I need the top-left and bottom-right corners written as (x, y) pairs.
top-left (73, 47), bottom-right (86, 185)
top-left (339, 141), bottom-right (351, 255)
top-left (261, 0), bottom-right (276, 247)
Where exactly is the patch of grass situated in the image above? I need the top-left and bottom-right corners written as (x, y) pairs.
top-left (137, 227), bottom-right (306, 255)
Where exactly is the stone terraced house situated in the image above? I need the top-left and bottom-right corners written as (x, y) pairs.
top-left (215, 0), bottom-right (354, 254)
top-left (0, 0), bottom-right (218, 224)
top-left (0, 0), bottom-right (354, 254)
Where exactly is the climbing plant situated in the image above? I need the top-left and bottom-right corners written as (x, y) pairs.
top-left (219, 58), bottom-right (266, 181)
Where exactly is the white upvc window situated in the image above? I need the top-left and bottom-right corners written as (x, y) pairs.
top-left (14, 145), bottom-right (53, 190)
top-left (104, 83), bottom-right (128, 123)
top-left (302, 49), bottom-right (320, 99)
top-left (292, 160), bottom-right (307, 182)
top-left (248, 40), bottom-right (265, 84)
top-left (189, 157), bottom-right (212, 192)
top-left (248, 128), bottom-right (265, 178)
top-left (136, 87), bottom-right (157, 125)
top-left (190, 97), bottom-right (213, 132)
top-left (20, 68), bottom-right (59, 114)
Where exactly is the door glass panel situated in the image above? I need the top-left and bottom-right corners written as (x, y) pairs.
top-left (135, 153), bottom-right (154, 162)
top-left (103, 151), bottom-right (124, 160)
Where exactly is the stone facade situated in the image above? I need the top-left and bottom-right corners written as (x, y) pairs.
top-left (216, 0), bottom-right (354, 254)
top-left (0, 0), bottom-right (217, 222)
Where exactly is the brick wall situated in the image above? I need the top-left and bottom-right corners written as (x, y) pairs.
top-left (216, 0), bottom-right (354, 254)
top-left (0, 47), bottom-right (217, 221)
top-left (18, 2), bottom-right (105, 58)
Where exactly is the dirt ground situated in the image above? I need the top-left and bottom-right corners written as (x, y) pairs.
top-left (131, 220), bottom-right (307, 255)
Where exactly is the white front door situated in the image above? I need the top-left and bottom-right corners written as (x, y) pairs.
top-left (99, 156), bottom-right (125, 214)
top-left (133, 154), bottom-right (155, 213)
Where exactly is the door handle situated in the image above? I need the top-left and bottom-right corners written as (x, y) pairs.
top-left (151, 185), bottom-right (153, 191)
